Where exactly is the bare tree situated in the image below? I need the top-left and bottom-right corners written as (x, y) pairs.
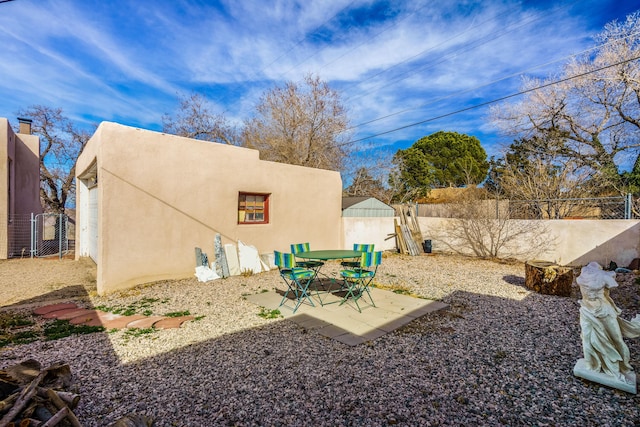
top-left (587, 12), bottom-right (640, 135)
top-left (162, 93), bottom-right (237, 144)
top-left (500, 158), bottom-right (596, 219)
top-left (342, 148), bottom-right (395, 203)
top-left (429, 188), bottom-right (553, 259)
top-left (16, 106), bottom-right (92, 214)
top-left (344, 167), bottom-right (392, 202)
top-left (241, 74), bottom-right (350, 171)
top-left (492, 133), bottom-right (600, 218)
top-left (491, 11), bottom-right (640, 194)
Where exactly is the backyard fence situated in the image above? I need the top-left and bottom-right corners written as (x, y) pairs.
top-left (416, 195), bottom-right (637, 220)
top-left (6, 213), bottom-right (74, 259)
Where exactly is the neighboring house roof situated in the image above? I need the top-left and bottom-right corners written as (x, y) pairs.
top-left (417, 186), bottom-right (476, 204)
top-left (342, 197), bottom-right (395, 217)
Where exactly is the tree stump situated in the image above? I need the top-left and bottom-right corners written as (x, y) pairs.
top-left (524, 260), bottom-right (574, 297)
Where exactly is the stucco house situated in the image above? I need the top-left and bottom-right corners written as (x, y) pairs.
top-left (0, 118), bottom-right (41, 259)
top-left (75, 122), bottom-right (344, 295)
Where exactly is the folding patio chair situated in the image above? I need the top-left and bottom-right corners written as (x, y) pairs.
top-left (274, 251), bottom-right (315, 313)
top-left (340, 243), bottom-right (375, 269)
top-left (290, 243), bottom-right (325, 270)
top-left (339, 251), bottom-right (382, 312)
top-left (290, 242), bottom-right (325, 290)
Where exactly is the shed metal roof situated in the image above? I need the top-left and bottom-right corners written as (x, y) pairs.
top-left (342, 197), bottom-right (395, 217)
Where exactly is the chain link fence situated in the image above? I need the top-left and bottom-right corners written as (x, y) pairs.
top-left (417, 195), bottom-right (637, 220)
top-left (506, 195), bottom-right (634, 220)
top-left (6, 215), bottom-right (32, 258)
top-left (6, 213), bottom-right (75, 259)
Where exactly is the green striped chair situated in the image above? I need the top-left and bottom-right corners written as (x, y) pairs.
top-left (290, 243), bottom-right (325, 270)
top-left (340, 243), bottom-right (375, 269)
top-left (274, 251), bottom-right (315, 313)
top-left (339, 251), bottom-right (382, 312)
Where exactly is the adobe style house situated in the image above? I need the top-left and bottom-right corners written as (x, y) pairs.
top-left (75, 122), bottom-right (343, 295)
top-left (0, 118), bottom-right (41, 259)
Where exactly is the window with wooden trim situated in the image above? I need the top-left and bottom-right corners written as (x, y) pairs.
top-left (238, 193), bottom-right (269, 224)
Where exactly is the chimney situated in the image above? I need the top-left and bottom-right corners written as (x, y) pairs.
top-left (17, 117), bottom-right (32, 135)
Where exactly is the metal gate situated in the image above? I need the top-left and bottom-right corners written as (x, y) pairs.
top-left (31, 213), bottom-right (73, 258)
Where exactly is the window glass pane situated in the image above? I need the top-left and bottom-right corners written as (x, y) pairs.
top-left (238, 193), bottom-right (268, 223)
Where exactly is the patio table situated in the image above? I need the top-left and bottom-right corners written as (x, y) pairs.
top-left (296, 250), bottom-right (363, 261)
top-left (296, 250), bottom-right (363, 305)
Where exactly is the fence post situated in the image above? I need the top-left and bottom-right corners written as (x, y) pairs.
top-left (30, 213), bottom-right (35, 258)
top-left (625, 193), bottom-right (632, 219)
top-left (59, 213), bottom-right (63, 260)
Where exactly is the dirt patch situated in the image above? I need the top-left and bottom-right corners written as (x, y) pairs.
top-left (0, 257), bottom-right (97, 309)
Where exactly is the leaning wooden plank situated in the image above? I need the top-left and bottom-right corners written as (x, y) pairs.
top-left (401, 226), bottom-right (413, 255)
top-left (400, 229), bottom-right (411, 255)
top-left (401, 227), bottom-right (411, 255)
top-left (394, 219), bottom-right (407, 254)
top-left (407, 227), bottom-right (422, 254)
top-left (409, 230), bottom-right (421, 255)
top-left (400, 206), bottom-right (409, 226)
top-left (402, 225), bottom-right (420, 256)
top-left (409, 208), bottom-right (423, 237)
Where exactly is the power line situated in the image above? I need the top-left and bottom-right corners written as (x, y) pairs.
top-left (348, 29), bottom-right (640, 130)
top-left (340, 2), bottom-right (541, 100)
top-left (346, 55), bottom-right (640, 145)
top-left (344, 1), bottom-right (576, 104)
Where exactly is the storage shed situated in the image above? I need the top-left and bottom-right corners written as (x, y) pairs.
top-left (342, 197), bottom-right (394, 217)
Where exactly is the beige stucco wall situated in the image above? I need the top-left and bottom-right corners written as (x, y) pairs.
top-left (75, 122), bottom-right (343, 294)
top-left (13, 133), bottom-right (41, 215)
top-left (0, 118), bottom-right (41, 259)
top-left (419, 217), bottom-right (640, 267)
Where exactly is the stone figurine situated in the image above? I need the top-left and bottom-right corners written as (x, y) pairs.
top-left (574, 261), bottom-right (640, 393)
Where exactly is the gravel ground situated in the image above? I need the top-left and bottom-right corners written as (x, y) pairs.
top-left (1, 253), bottom-right (640, 426)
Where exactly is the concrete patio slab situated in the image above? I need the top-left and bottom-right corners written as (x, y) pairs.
top-left (245, 287), bottom-right (448, 346)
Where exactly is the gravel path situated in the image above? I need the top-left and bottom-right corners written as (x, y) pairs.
top-left (1, 253), bottom-right (639, 426)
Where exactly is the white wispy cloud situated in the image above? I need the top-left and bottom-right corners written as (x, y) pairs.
top-left (0, 0), bottom-right (635, 155)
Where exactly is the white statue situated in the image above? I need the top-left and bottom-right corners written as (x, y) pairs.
top-left (574, 261), bottom-right (640, 393)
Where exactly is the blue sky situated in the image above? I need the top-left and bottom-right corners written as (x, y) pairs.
top-left (0, 0), bottom-right (637, 165)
